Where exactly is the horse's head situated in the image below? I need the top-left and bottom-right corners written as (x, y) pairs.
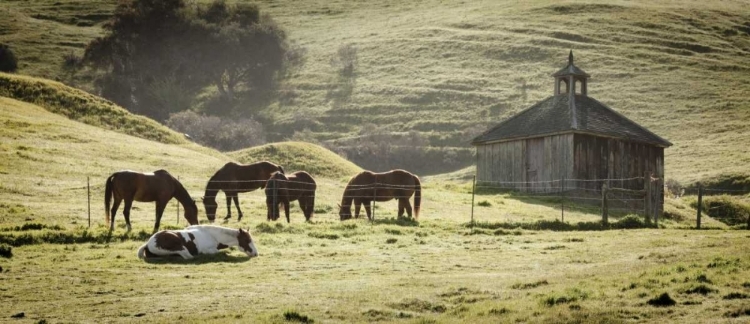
top-left (338, 203), bottom-right (352, 221)
top-left (202, 196), bottom-right (217, 223)
top-left (236, 228), bottom-right (258, 258)
top-left (185, 199), bottom-right (200, 225)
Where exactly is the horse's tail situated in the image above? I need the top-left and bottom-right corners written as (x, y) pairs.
top-left (104, 173), bottom-right (115, 225)
top-left (413, 175), bottom-right (421, 219)
top-left (137, 243), bottom-right (149, 259)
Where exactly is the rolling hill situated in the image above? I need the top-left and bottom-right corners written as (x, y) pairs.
top-left (1, 0), bottom-right (749, 185)
top-left (0, 74), bottom-right (368, 228)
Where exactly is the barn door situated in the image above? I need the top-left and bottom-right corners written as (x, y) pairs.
top-left (526, 138), bottom-right (544, 192)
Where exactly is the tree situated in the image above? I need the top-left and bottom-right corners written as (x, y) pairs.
top-left (82, 0), bottom-right (299, 120)
top-left (0, 44), bottom-right (18, 73)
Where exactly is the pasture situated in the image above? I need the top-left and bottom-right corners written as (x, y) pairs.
top-left (1, 1), bottom-right (750, 322)
top-left (1, 94), bottom-right (749, 323)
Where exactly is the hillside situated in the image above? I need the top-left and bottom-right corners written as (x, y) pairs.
top-left (1, 0), bottom-right (749, 184)
top-left (0, 76), bottom-right (365, 228)
top-left (229, 142), bottom-right (362, 180)
top-left (0, 96), bottom-right (228, 227)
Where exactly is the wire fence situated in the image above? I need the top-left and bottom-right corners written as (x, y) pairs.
top-left (73, 174), bottom-right (750, 229)
top-left (473, 176), bottom-right (652, 223)
top-left (690, 185), bottom-right (750, 228)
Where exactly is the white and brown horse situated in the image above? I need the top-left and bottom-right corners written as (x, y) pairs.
top-left (137, 225), bottom-right (258, 260)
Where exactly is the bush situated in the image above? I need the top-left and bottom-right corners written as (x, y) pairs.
top-left (283, 310), bottom-right (314, 323)
top-left (0, 44), bottom-right (18, 73)
top-left (665, 178), bottom-right (683, 198)
top-left (647, 293), bottom-right (676, 307)
top-left (0, 244), bottom-right (12, 258)
top-left (166, 110), bottom-right (265, 151)
top-left (690, 195), bottom-right (750, 226)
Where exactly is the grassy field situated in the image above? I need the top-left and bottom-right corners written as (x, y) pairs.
top-left (0, 77), bottom-right (748, 323)
top-left (1, 1), bottom-right (750, 323)
top-left (2, 0), bottom-right (750, 183)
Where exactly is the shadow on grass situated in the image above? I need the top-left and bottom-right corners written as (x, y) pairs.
top-left (142, 252), bottom-right (252, 264)
top-left (466, 215), bottom-right (656, 232)
top-left (373, 217), bottom-right (419, 227)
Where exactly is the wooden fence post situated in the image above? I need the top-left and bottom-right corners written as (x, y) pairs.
top-left (644, 172), bottom-right (651, 224)
top-left (561, 177), bottom-right (565, 222)
top-left (602, 183), bottom-right (608, 225)
top-left (696, 183), bottom-right (702, 229)
top-left (176, 176), bottom-right (180, 225)
top-left (87, 176), bottom-right (91, 228)
top-left (471, 176), bottom-right (476, 231)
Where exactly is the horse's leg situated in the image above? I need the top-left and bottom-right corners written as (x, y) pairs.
top-left (177, 248), bottom-right (194, 259)
top-left (122, 199), bottom-right (133, 232)
top-left (398, 199), bottom-right (405, 218)
top-left (354, 199), bottom-right (362, 218)
top-left (404, 198), bottom-right (413, 218)
top-left (363, 200), bottom-right (372, 221)
top-left (305, 197), bottom-right (315, 221)
top-left (284, 199), bottom-right (291, 223)
top-left (109, 198), bottom-right (122, 231)
top-left (153, 200), bottom-right (167, 234)
top-left (224, 194), bottom-right (232, 220)
top-left (233, 195), bottom-right (243, 221)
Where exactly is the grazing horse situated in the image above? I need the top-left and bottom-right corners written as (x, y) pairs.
top-left (137, 225), bottom-right (258, 259)
top-left (264, 171), bottom-right (317, 223)
top-left (202, 161), bottom-right (284, 222)
top-left (338, 169), bottom-right (421, 221)
top-left (105, 170), bottom-right (199, 233)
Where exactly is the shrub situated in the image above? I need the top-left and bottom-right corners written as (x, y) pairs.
top-left (665, 178), bottom-right (683, 197)
top-left (690, 195), bottom-right (750, 226)
top-left (683, 284), bottom-right (717, 295)
top-left (0, 44), bottom-right (18, 73)
top-left (283, 310), bottom-right (314, 323)
top-left (647, 293), bottom-right (676, 307)
top-left (166, 110), bottom-right (265, 151)
top-left (0, 244), bottom-right (12, 258)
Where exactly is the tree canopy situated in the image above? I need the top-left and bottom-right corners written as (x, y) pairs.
top-left (83, 0), bottom-right (298, 121)
top-left (0, 44), bottom-right (18, 73)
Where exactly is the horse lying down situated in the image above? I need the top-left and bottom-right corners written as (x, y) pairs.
top-left (137, 225), bottom-right (258, 259)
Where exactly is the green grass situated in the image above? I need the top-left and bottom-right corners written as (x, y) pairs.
top-left (229, 141), bottom-right (361, 179)
top-left (0, 72), bottom-right (189, 145)
top-left (2, 0), bottom-right (750, 185)
top-left (1, 1), bottom-right (750, 323)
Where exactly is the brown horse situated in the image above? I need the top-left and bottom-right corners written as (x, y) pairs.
top-left (265, 171), bottom-right (316, 223)
top-left (105, 170), bottom-right (199, 233)
top-left (338, 169), bottom-right (421, 221)
top-left (202, 161), bottom-right (284, 221)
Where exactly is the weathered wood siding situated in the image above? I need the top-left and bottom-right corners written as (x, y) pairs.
top-left (475, 133), bottom-right (664, 215)
top-left (572, 133), bottom-right (665, 216)
top-left (476, 134), bottom-right (574, 191)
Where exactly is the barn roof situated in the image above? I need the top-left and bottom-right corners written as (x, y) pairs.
top-left (471, 94), bottom-right (672, 147)
top-left (552, 50), bottom-right (590, 78)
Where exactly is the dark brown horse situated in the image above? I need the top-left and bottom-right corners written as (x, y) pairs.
top-left (202, 161), bottom-right (284, 221)
top-left (338, 169), bottom-right (421, 221)
top-left (265, 171), bottom-right (316, 223)
top-left (105, 170), bottom-right (199, 233)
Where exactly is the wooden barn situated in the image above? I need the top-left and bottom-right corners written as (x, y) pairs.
top-left (471, 51), bottom-right (671, 216)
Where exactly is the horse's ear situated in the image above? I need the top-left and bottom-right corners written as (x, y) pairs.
top-left (199, 196), bottom-right (204, 202)
top-left (337, 203), bottom-right (341, 209)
